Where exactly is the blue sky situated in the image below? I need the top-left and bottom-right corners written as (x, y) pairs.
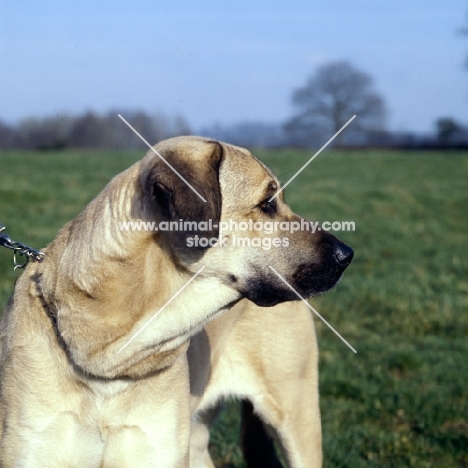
top-left (1, 0), bottom-right (467, 133)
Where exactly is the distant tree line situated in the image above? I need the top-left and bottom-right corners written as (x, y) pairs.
top-left (0, 110), bottom-right (191, 151)
top-left (2, 61), bottom-right (467, 151)
top-left (200, 121), bottom-right (468, 150)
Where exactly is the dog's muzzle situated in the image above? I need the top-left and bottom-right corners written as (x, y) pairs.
top-left (238, 235), bottom-right (354, 307)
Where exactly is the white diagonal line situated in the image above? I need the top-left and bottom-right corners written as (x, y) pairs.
top-left (269, 115), bottom-right (356, 202)
top-left (268, 266), bottom-right (357, 353)
top-left (118, 114), bottom-right (207, 203)
top-left (117, 266), bottom-right (206, 354)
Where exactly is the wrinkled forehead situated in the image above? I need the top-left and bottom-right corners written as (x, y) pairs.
top-left (219, 144), bottom-right (279, 211)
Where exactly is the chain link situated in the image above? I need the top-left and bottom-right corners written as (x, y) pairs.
top-left (0, 223), bottom-right (46, 273)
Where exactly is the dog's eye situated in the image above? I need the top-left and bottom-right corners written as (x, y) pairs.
top-left (258, 199), bottom-right (276, 215)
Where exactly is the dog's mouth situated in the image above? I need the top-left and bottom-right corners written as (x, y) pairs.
top-left (237, 241), bottom-right (354, 307)
top-left (239, 265), bottom-right (348, 307)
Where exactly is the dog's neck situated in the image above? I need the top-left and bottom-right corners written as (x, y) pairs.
top-left (35, 167), bottom-right (240, 380)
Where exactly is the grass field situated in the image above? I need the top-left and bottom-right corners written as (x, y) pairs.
top-left (0, 147), bottom-right (467, 467)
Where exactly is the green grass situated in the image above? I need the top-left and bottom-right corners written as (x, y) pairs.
top-left (1, 148), bottom-right (467, 467)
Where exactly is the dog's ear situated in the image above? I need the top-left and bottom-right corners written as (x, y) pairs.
top-left (142, 138), bottom-right (223, 241)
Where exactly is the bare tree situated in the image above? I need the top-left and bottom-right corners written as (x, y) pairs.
top-left (285, 61), bottom-right (387, 146)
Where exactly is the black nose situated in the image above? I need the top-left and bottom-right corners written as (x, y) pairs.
top-left (334, 242), bottom-right (354, 267)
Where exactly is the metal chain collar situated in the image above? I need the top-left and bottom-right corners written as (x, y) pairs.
top-left (0, 223), bottom-right (46, 274)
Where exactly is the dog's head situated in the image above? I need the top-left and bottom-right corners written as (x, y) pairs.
top-left (140, 136), bottom-right (353, 307)
top-left (40, 136), bottom-right (353, 380)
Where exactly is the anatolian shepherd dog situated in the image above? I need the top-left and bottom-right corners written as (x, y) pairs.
top-left (0, 136), bottom-right (353, 468)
